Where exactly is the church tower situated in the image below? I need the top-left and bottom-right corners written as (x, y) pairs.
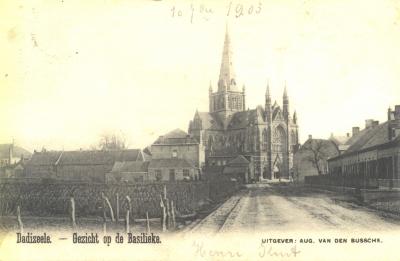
top-left (209, 24), bottom-right (245, 128)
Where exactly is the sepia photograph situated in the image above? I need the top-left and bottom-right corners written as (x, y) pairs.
top-left (0, 0), bottom-right (399, 260)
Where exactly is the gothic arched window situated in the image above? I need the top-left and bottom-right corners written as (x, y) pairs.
top-left (290, 130), bottom-right (296, 144)
top-left (262, 129), bottom-right (268, 151)
top-left (272, 126), bottom-right (287, 153)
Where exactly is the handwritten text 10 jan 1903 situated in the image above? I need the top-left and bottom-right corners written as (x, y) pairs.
top-left (170, 1), bottom-right (263, 23)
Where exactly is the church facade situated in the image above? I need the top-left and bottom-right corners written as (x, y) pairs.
top-left (188, 27), bottom-right (300, 182)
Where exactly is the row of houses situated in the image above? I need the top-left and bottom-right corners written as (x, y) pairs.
top-left (1, 128), bottom-right (257, 184)
top-left (294, 104), bottom-right (400, 184)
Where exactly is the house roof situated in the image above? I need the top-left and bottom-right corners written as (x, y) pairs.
top-left (153, 129), bottom-right (198, 145)
top-left (111, 161), bottom-right (149, 173)
top-left (0, 144), bottom-right (32, 159)
top-left (148, 158), bottom-right (194, 169)
top-left (227, 155), bottom-right (250, 165)
top-left (329, 135), bottom-right (351, 146)
top-left (343, 122), bottom-right (389, 154)
top-left (26, 149), bottom-right (143, 166)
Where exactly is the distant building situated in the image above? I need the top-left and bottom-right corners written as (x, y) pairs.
top-left (328, 105), bottom-right (400, 185)
top-left (293, 135), bottom-right (340, 182)
top-left (147, 129), bottom-right (204, 181)
top-left (0, 142), bottom-right (31, 167)
top-left (188, 26), bottom-right (300, 182)
top-left (0, 142), bottom-right (31, 178)
top-left (24, 149), bottom-right (145, 182)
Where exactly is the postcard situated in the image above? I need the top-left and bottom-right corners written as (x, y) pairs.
top-left (0, 0), bottom-right (399, 260)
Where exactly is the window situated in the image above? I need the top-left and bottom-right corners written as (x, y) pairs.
top-left (183, 169), bottom-right (190, 177)
top-left (169, 169), bottom-right (176, 181)
top-left (155, 170), bottom-right (162, 181)
top-left (172, 150), bottom-right (177, 158)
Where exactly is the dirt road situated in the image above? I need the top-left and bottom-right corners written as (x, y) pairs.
top-left (190, 184), bottom-right (400, 233)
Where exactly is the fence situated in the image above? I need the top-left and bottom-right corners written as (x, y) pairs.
top-left (0, 179), bottom-right (237, 219)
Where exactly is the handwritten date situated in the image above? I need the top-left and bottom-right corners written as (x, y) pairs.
top-left (171, 1), bottom-right (263, 23)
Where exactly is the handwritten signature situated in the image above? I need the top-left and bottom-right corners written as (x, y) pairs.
top-left (259, 242), bottom-right (301, 258)
top-left (192, 241), bottom-right (242, 258)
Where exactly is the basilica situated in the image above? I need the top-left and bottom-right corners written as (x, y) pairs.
top-left (188, 27), bottom-right (300, 182)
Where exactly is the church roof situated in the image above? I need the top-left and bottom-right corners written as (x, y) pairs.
top-left (197, 112), bottom-right (224, 130)
top-left (227, 107), bottom-right (264, 129)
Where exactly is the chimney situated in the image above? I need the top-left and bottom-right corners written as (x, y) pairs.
top-left (352, 127), bottom-right (360, 136)
top-left (346, 133), bottom-right (350, 137)
top-left (372, 120), bottom-right (379, 127)
top-left (365, 119), bottom-right (374, 129)
top-left (394, 105), bottom-right (400, 120)
top-left (308, 134), bottom-right (312, 140)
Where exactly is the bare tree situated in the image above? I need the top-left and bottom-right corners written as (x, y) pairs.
top-left (303, 139), bottom-right (327, 175)
top-left (97, 132), bottom-right (127, 151)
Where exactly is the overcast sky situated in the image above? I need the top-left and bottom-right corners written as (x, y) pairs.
top-left (1, 0), bottom-right (399, 152)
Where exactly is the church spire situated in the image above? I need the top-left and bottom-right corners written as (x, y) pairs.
top-left (283, 81), bottom-right (289, 119)
top-left (265, 80), bottom-right (271, 105)
top-left (218, 23), bottom-right (237, 92)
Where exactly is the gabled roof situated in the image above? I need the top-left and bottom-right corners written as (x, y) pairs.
top-left (343, 122), bottom-right (390, 154)
top-left (329, 135), bottom-right (350, 146)
top-left (111, 161), bottom-right (149, 173)
top-left (148, 158), bottom-right (194, 168)
top-left (0, 144), bottom-right (32, 159)
top-left (26, 149), bottom-right (143, 166)
top-left (228, 155), bottom-right (250, 165)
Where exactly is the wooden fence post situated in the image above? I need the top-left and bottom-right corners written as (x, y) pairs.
top-left (125, 196), bottom-right (132, 229)
top-left (125, 210), bottom-right (130, 233)
top-left (70, 197), bottom-right (77, 229)
top-left (160, 195), bottom-right (166, 232)
top-left (146, 211), bottom-right (150, 234)
top-left (101, 192), bottom-right (115, 222)
top-left (171, 200), bottom-right (176, 230)
top-left (165, 198), bottom-right (171, 230)
top-left (16, 206), bottom-right (23, 233)
top-left (116, 193), bottom-right (119, 223)
top-left (102, 201), bottom-right (107, 234)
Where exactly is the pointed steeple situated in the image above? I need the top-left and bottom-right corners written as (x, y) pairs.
top-left (218, 23), bottom-right (237, 92)
top-left (265, 80), bottom-right (271, 105)
top-left (283, 81), bottom-right (289, 120)
top-left (293, 110), bottom-right (297, 123)
top-left (283, 81), bottom-right (288, 99)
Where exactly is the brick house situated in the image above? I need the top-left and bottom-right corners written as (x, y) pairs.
top-left (148, 129), bottom-right (204, 181)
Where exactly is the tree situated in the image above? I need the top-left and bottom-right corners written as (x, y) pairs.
top-left (97, 132), bottom-right (127, 150)
top-left (303, 139), bottom-right (327, 175)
